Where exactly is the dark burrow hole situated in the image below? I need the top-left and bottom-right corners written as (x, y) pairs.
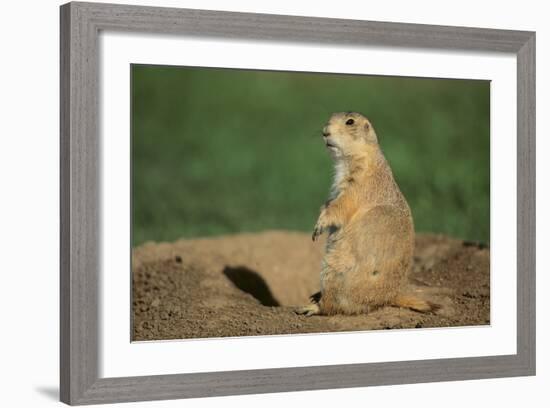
top-left (222, 266), bottom-right (280, 307)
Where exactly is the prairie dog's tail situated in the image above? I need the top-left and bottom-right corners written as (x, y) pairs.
top-left (392, 293), bottom-right (440, 313)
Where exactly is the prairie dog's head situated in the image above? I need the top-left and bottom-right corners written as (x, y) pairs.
top-left (322, 112), bottom-right (378, 159)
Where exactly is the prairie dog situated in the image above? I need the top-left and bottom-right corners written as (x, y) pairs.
top-left (296, 112), bottom-right (436, 316)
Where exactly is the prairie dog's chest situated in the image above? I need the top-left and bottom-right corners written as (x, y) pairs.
top-left (328, 161), bottom-right (347, 200)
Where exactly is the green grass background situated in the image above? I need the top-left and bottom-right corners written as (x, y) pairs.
top-left (132, 65), bottom-right (490, 246)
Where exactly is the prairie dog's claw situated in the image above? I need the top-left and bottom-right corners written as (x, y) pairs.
top-left (312, 227), bottom-right (320, 241)
top-left (312, 218), bottom-right (326, 241)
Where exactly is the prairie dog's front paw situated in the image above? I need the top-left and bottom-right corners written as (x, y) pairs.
top-left (312, 212), bottom-right (329, 241)
top-left (312, 225), bottom-right (322, 241)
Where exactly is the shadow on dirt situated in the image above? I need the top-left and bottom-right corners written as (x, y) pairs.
top-left (223, 266), bottom-right (280, 307)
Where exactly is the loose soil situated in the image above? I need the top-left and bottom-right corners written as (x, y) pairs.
top-left (132, 231), bottom-right (489, 340)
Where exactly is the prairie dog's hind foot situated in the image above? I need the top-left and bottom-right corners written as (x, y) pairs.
top-left (294, 303), bottom-right (321, 317)
top-left (392, 293), bottom-right (441, 314)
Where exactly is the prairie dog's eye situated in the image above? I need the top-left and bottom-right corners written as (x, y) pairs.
top-left (345, 118), bottom-right (355, 125)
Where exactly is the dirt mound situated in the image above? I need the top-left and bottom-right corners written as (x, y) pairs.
top-left (132, 231), bottom-right (489, 341)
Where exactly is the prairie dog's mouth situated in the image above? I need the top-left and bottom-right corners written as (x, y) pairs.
top-left (325, 141), bottom-right (338, 149)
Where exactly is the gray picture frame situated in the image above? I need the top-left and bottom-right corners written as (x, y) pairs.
top-left (60, 1), bottom-right (536, 405)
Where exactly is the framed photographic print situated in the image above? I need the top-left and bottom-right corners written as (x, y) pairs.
top-left (60, 1), bottom-right (535, 405)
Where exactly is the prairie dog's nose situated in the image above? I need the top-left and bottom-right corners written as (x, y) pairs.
top-left (322, 126), bottom-right (330, 137)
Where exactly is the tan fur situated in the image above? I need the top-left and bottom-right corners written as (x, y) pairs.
top-left (393, 293), bottom-right (439, 313)
top-left (296, 112), bottom-right (436, 316)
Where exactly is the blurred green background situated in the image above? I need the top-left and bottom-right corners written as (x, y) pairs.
top-left (132, 65), bottom-right (490, 246)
